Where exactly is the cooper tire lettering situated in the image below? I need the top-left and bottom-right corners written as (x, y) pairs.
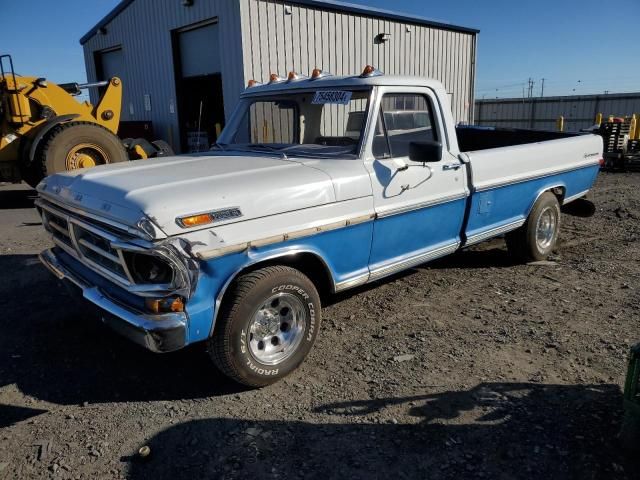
top-left (210, 266), bottom-right (322, 387)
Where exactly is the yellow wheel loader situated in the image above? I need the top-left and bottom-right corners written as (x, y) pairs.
top-left (0, 54), bottom-right (172, 187)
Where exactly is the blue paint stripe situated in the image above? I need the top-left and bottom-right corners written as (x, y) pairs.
top-left (185, 220), bottom-right (373, 343)
top-left (465, 164), bottom-right (599, 239)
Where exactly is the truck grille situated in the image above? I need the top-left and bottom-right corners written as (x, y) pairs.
top-left (39, 201), bottom-right (133, 286)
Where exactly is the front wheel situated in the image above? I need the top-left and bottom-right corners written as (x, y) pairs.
top-left (506, 191), bottom-right (561, 262)
top-left (208, 266), bottom-right (321, 387)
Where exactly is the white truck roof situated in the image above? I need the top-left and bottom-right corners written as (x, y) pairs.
top-left (240, 74), bottom-right (446, 96)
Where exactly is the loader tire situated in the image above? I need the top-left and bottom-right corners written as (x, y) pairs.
top-left (506, 192), bottom-right (561, 262)
top-left (37, 121), bottom-right (128, 179)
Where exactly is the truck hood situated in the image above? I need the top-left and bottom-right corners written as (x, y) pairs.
top-left (37, 153), bottom-right (336, 238)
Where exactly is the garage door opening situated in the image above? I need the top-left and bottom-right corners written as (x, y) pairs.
top-left (94, 46), bottom-right (124, 97)
top-left (173, 19), bottom-right (225, 153)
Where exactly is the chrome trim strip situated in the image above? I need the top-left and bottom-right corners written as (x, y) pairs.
top-left (198, 243), bottom-right (249, 260)
top-left (335, 272), bottom-right (370, 292)
top-left (563, 189), bottom-right (589, 205)
top-left (196, 214), bottom-right (376, 261)
top-left (375, 192), bottom-right (468, 219)
top-left (473, 162), bottom-right (600, 193)
top-left (368, 242), bottom-right (460, 282)
top-left (464, 219), bottom-right (526, 247)
top-left (39, 249), bottom-right (187, 353)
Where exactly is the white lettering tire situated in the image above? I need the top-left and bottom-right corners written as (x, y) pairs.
top-left (208, 266), bottom-right (321, 387)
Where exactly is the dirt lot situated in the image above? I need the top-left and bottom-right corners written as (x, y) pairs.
top-left (0, 172), bottom-right (639, 480)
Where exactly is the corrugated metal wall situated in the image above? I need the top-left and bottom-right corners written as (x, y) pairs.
top-left (475, 93), bottom-right (640, 132)
top-left (82, 0), bottom-right (476, 151)
top-left (238, 0), bottom-right (476, 124)
top-left (82, 0), bottom-right (244, 151)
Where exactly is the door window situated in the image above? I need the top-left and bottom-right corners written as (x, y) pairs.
top-left (373, 94), bottom-right (438, 159)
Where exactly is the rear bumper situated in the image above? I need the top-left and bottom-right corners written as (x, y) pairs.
top-left (39, 248), bottom-right (187, 353)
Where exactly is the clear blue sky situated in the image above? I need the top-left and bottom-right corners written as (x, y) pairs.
top-left (1, 0), bottom-right (638, 98)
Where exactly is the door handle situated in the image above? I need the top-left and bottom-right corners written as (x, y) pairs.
top-left (442, 163), bottom-right (462, 171)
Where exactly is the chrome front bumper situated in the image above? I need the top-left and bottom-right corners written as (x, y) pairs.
top-left (39, 248), bottom-right (188, 353)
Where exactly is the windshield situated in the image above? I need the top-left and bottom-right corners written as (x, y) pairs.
top-left (216, 88), bottom-right (372, 158)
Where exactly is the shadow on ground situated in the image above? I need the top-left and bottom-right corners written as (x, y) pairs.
top-left (0, 187), bottom-right (36, 209)
top-left (0, 243), bottom-right (521, 409)
top-left (126, 382), bottom-right (636, 480)
top-left (0, 240), bottom-right (565, 410)
top-left (0, 254), bottom-right (245, 412)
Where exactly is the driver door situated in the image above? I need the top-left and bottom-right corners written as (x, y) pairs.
top-left (363, 87), bottom-right (469, 278)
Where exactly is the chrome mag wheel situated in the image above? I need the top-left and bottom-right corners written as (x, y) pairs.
top-left (536, 206), bottom-right (557, 250)
top-left (248, 292), bottom-right (307, 366)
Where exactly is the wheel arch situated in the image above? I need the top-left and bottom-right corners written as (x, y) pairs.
top-left (209, 249), bottom-right (336, 337)
top-left (527, 183), bottom-right (566, 216)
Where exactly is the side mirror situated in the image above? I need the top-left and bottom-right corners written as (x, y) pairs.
top-left (409, 141), bottom-right (442, 163)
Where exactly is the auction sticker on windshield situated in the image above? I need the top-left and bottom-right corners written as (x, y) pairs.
top-left (312, 90), bottom-right (353, 105)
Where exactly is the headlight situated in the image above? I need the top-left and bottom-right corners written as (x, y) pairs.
top-left (125, 252), bottom-right (174, 285)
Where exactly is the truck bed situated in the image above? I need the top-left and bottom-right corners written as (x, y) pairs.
top-left (458, 128), bottom-right (602, 245)
top-left (456, 125), bottom-right (578, 152)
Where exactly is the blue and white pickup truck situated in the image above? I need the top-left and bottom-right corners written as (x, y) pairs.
top-left (36, 68), bottom-right (602, 386)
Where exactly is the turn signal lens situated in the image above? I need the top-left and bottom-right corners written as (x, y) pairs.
top-left (145, 297), bottom-right (185, 314)
top-left (178, 213), bottom-right (212, 228)
top-left (170, 297), bottom-right (185, 312)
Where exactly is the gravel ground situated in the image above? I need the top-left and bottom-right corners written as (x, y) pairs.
top-left (0, 172), bottom-right (639, 480)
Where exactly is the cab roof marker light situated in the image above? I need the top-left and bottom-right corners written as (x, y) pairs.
top-left (360, 65), bottom-right (384, 78)
top-left (247, 79), bottom-right (262, 88)
top-left (287, 71), bottom-right (308, 82)
top-left (310, 68), bottom-right (332, 80)
top-left (268, 73), bottom-right (286, 84)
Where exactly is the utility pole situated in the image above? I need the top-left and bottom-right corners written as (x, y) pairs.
top-left (527, 78), bottom-right (535, 98)
top-left (541, 78), bottom-right (545, 98)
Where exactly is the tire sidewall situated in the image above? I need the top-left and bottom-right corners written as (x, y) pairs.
top-left (225, 271), bottom-right (321, 384)
top-left (527, 193), bottom-right (561, 260)
top-left (43, 123), bottom-right (128, 176)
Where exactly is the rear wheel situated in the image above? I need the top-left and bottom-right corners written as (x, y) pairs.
top-left (32, 121), bottom-right (128, 184)
top-left (209, 266), bottom-right (321, 387)
top-left (506, 192), bottom-right (561, 262)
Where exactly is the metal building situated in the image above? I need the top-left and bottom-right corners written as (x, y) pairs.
top-left (81, 0), bottom-right (478, 152)
top-left (476, 92), bottom-right (640, 132)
